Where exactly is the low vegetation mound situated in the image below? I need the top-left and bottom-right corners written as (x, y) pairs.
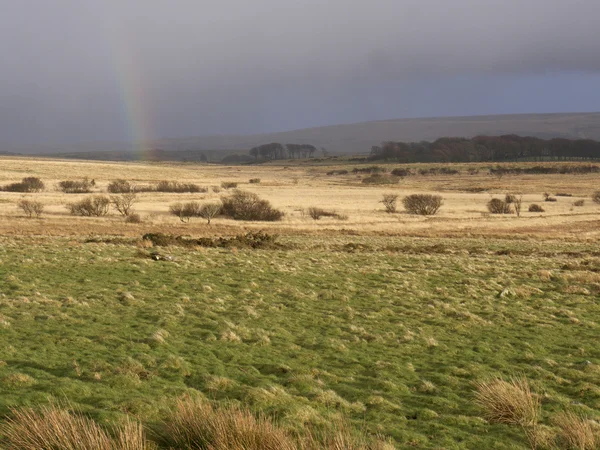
top-left (1, 177), bottom-right (45, 193)
top-left (403, 194), bottom-right (443, 215)
top-left (142, 231), bottom-right (280, 249)
top-left (221, 190), bottom-right (283, 221)
top-left (155, 180), bottom-right (205, 193)
top-left (528, 204), bottom-right (545, 212)
top-left (107, 179), bottom-right (134, 193)
top-left (58, 178), bottom-right (94, 193)
top-left (67, 196), bottom-right (110, 216)
top-left (306, 207), bottom-right (347, 220)
top-left (488, 198), bottom-right (513, 214)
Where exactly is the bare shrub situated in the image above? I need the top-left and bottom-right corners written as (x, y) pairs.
top-left (2, 177), bottom-right (45, 193)
top-left (249, 178), bottom-right (261, 184)
top-left (380, 193), bottom-right (398, 213)
top-left (504, 193), bottom-right (516, 204)
top-left (307, 207), bottom-right (346, 220)
top-left (403, 194), bottom-right (443, 215)
top-left (111, 193), bottom-right (138, 216)
top-left (156, 181), bottom-right (205, 193)
top-left (198, 202), bottom-right (222, 224)
top-left (58, 178), bottom-right (93, 193)
top-left (592, 191), bottom-right (600, 204)
top-left (543, 192), bottom-right (557, 202)
top-left (107, 179), bottom-right (133, 193)
top-left (125, 213), bottom-right (142, 224)
top-left (513, 195), bottom-right (523, 217)
top-left (221, 181), bottom-right (238, 189)
top-left (553, 411), bottom-right (598, 450)
top-left (221, 190), bottom-right (283, 221)
top-left (17, 199), bottom-right (44, 218)
top-left (67, 196), bottom-right (110, 216)
top-left (487, 198), bottom-right (513, 214)
top-left (529, 204), bottom-right (545, 212)
top-left (169, 201), bottom-right (202, 222)
top-left (0, 404), bottom-right (154, 450)
top-left (474, 377), bottom-right (540, 427)
top-left (573, 199), bottom-right (585, 207)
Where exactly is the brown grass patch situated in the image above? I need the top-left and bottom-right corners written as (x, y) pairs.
top-left (474, 377), bottom-right (540, 427)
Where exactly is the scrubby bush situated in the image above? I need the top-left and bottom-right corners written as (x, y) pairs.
top-left (17, 199), bottom-right (44, 218)
top-left (248, 178), bottom-right (261, 184)
top-left (488, 198), bottom-right (513, 214)
top-left (381, 193), bottom-right (398, 213)
top-left (58, 178), bottom-right (93, 194)
top-left (221, 181), bottom-right (238, 190)
top-left (67, 196), bottom-right (110, 216)
top-left (361, 174), bottom-right (400, 185)
top-left (390, 168), bottom-right (412, 177)
top-left (543, 192), bottom-right (557, 202)
top-left (306, 207), bottom-right (346, 220)
top-left (110, 193), bottom-right (138, 216)
top-left (198, 202), bottom-right (222, 224)
top-left (221, 190), bottom-right (283, 221)
top-left (125, 213), bottom-right (142, 224)
top-left (504, 193), bottom-right (517, 204)
top-left (155, 181), bottom-right (205, 193)
top-left (169, 201), bottom-right (202, 222)
top-left (403, 194), bottom-right (443, 215)
top-left (528, 204), bottom-right (545, 212)
top-left (107, 179), bottom-right (133, 193)
top-left (573, 199), bottom-right (585, 207)
top-left (325, 169), bottom-right (349, 176)
top-left (2, 177), bottom-right (45, 192)
top-left (592, 191), bottom-right (600, 204)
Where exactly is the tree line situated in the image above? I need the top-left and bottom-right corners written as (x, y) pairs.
top-left (369, 135), bottom-right (600, 162)
top-left (249, 143), bottom-right (318, 160)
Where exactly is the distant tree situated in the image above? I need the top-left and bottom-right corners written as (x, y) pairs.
top-left (110, 193), bottom-right (138, 216)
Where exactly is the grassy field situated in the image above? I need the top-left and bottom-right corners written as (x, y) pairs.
top-left (1, 157), bottom-right (600, 448)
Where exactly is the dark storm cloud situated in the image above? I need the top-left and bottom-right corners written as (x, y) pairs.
top-left (1, 0), bottom-right (600, 146)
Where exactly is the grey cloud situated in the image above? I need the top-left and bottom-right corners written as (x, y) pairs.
top-left (1, 0), bottom-right (599, 145)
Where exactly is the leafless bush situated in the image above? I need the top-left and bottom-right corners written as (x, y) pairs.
top-left (169, 201), bottom-right (202, 222)
top-left (156, 181), bottom-right (205, 193)
top-left (2, 177), bottom-right (45, 192)
top-left (512, 195), bottom-right (523, 217)
top-left (307, 207), bottom-right (346, 220)
top-left (221, 181), bottom-right (238, 189)
top-left (403, 194), bottom-right (443, 215)
top-left (198, 202), bottom-right (222, 224)
top-left (487, 198), bottom-right (513, 214)
top-left (543, 192), bottom-right (557, 202)
top-left (573, 199), bottom-right (585, 207)
top-left (107, 179), bottom-right (133, 193)
top-left (58, 178), bottom-right (93, 193)
top-left (380, 193), bottom-right (398, 213)
top-left (504, 193), bottom-right (517, 204)
top-left (249, 178), bottom-right (261, 184)
top-left (221, 190), bottom-right (283, 221)
top-left (67, 196), bottom-right (110, 216)
top-left (110, 193), bottom-right (138, 216)
top-left (528, 204), bottom-right (545, 212)
top-left (125, 213), bottom-right (142, 223)
top-left (592, 191), bottom-right (600, 204)
top-left (17, 199), bottom-right (44, 218)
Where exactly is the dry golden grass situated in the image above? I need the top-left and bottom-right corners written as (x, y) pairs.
top-left (0, 404), bottom-right (155, 450)
top-left (474, 377), bottom-right (540, 427)
top-left (1, 157), bottom-right (600, 240)
top-left (553, 411), bottom-right (600, 450)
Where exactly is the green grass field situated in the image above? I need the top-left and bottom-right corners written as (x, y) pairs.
top-left (1, 234), bottom-right (599, 448)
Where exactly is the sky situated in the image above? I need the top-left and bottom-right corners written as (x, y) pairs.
top-left (1, 0), bottom-right (600, 147)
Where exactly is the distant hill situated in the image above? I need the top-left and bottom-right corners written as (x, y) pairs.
top-left (5, 112), bottom-right (600, 159)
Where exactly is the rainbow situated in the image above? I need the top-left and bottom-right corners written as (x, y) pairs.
top-left (109, 35), bottom-right (154, 160)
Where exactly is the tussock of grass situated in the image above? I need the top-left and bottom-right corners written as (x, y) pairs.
top-left (0, 404), bottom-right (154, 450)
top-left (474, 377), bottom-right (540, 427)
